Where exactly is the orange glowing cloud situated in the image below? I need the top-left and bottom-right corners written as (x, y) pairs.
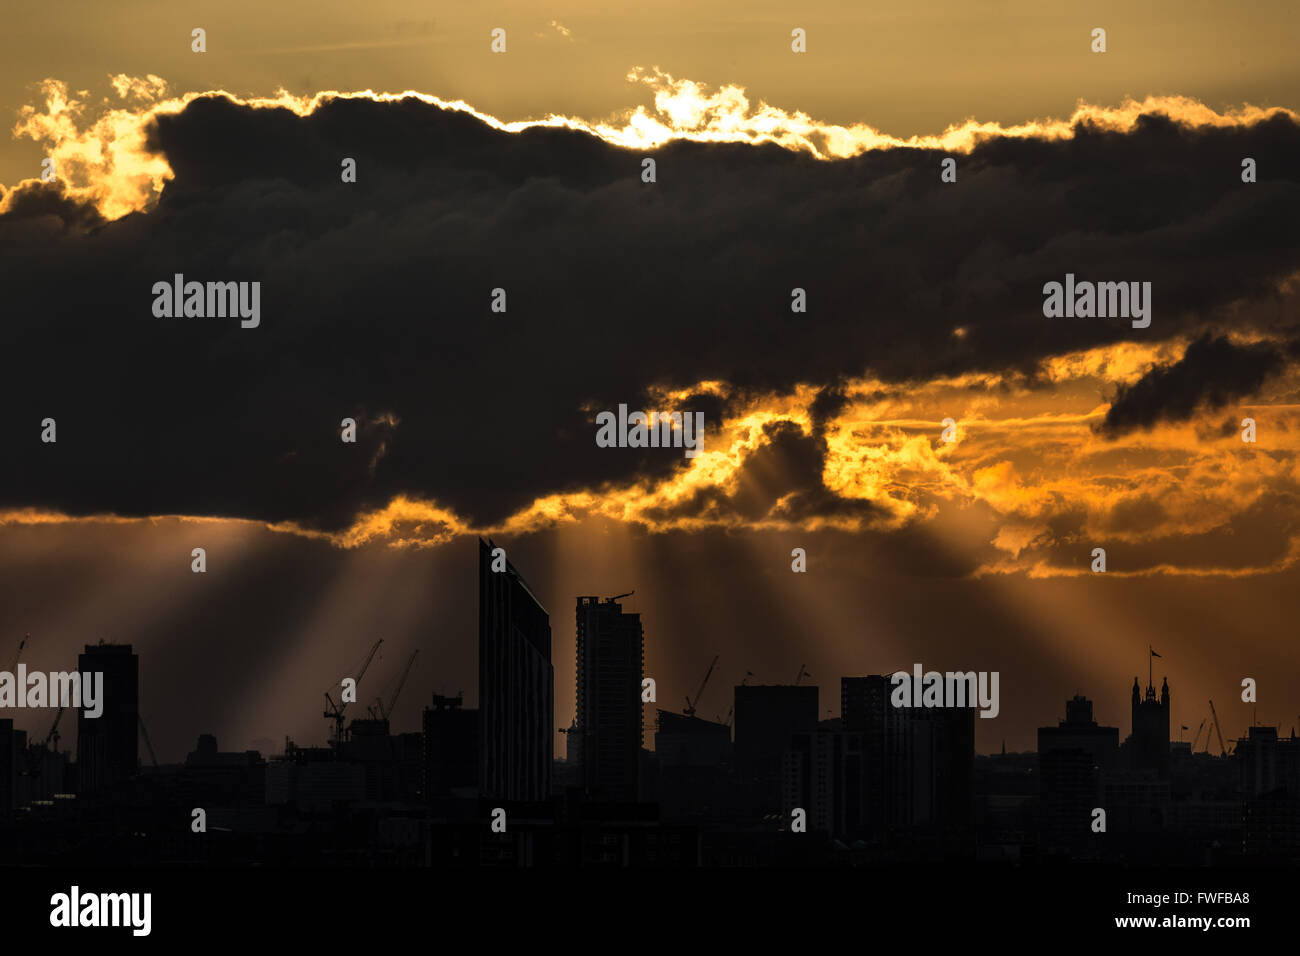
top-left (4, 335), bottom-right (1299, 578)
top-left (7, 71), bottom-right (1297, 222)
top-left (6, 76), bottom-right (1300, 577)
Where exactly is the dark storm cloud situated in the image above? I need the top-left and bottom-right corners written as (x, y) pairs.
top-left (0, 180), bottom-right (106, 231)
top-left (1022, 491), bottom-right (1300, 574)
top-left (2, 95), bottom-right (1299, 528)
top-left (1097, 333), bottom-right (1288, 437)
top-left (808, 380), bottom-right (850, 437)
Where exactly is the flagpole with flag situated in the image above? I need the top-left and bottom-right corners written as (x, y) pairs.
top-left (1149, 645), bottom-right (1162, 689)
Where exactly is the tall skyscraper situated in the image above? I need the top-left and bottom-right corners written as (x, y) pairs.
top-left (840, 675), bottom-right (974, 832)
top-left (478, 538), bottom-right (552, 801)
top-left (76, 642), bottom-right (139, 795)
top-left (1038, 695), bottom-right (1119, 850)
top-left (575, 594), bottom-right (644, 800)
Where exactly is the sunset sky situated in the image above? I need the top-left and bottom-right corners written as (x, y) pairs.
top-left (2, 1), bottom-right (1298, 762)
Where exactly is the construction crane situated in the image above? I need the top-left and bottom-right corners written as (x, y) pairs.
top-left (137, 714), bottom-right (159, 769)
top-left (719, 669), bottom-right (751, 726)
top-left (1208, 699), bottom-right (1228, 756)
top-left (1190, 717), bottom-right (1207, 751)
top-left (324, 638), bottom-right (383, 744)
top-left (43, 706), bottom-right (66, 751)
top-left (8, 632), bottom-right (30, 673)
top-left (20, 647), bottom-right (63, 774)
top-left (683, 655), bottom-right (718, 717)
top-left (375, 649), bottom-right (419, 721)
top-left (795, 664), bottom-right (810, 685)
top-left (1200, 710), bottom-right (1218, 754)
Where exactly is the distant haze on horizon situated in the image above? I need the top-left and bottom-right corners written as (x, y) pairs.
top-left (0, 519), bottom-right (1292, 764)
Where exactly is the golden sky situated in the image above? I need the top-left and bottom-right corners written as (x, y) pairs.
top-left (5, 0), bottom-right (1299, 187)
top-left (3, 0), bottom-right (1299, 760)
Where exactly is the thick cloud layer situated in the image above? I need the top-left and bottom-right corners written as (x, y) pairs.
top-left (2, 94), bottom-right (1299, 529)
top-left (1098, 334), bottom-right (1288, 436)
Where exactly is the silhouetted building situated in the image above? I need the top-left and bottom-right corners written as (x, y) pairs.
top-left (1039, 695), bottom-right (1119, 771)
top-left (575, 595), bottom-right (644, 800)
top-left (734, 684), bottom-right (818, 809)
top-left (654, 711), bottom-right (730, 768)
top-left (1105, 773), bottom-right (1171, 832)
top-left (1099, 678), bottom-right (1176, 834)
top-left (653, 710), bottom-right (732, 822)
top-left (1244, 791), bottom-right (1300, 857)
top-left (265, 740), bottom-right (365, 811)
top-left (423, 693), bottom-right (478, 800)
top-left (840, 675), bottom-right (974, 835)
top-left (21, 738), bottom-right (68, 807)
top-left (1038, 695), bottom-right (1118, 851)
top-left (186, 733), bottom-right (261, 768)
top-left (973, 750), bottom-right (1038, 862)
top-left (337, 718), bottom-right (422, 802)
top-left (782, 729), bottom-right (865, 836)
top-left (1236, 725), bottom-right (1300, 796)
top-left (0, 719), bottom-right (16, 811)
top-left (906, 704), bottom-right (975, 831)
top-left (1124, 676), bottom-right (1171, 777)
top-left (76, 642), bottom-right (138, 795)
top-left (182, 733), bottom-right (266, 806)
top-left (841, 676), bottom-right (882, 736)
top-left (479, 538), bottom-right (552, 801)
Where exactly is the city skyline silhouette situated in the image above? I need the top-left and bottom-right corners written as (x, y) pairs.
top-left (0, 538), bottom-right (1293, 870)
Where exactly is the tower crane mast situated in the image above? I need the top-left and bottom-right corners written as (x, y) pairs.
top-left (323, 638), bottom-right (383, 743)
top-left (8, 632), bottom-right (30, 673)
top-left (377, 649), bottom-right (419, 721)
top-left (1190, 717), bottom-right (1207, 752)
top-left (1208, 699), bottom-right (1229, 756)
top-left (684, 655), bottom-right (719, 718)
